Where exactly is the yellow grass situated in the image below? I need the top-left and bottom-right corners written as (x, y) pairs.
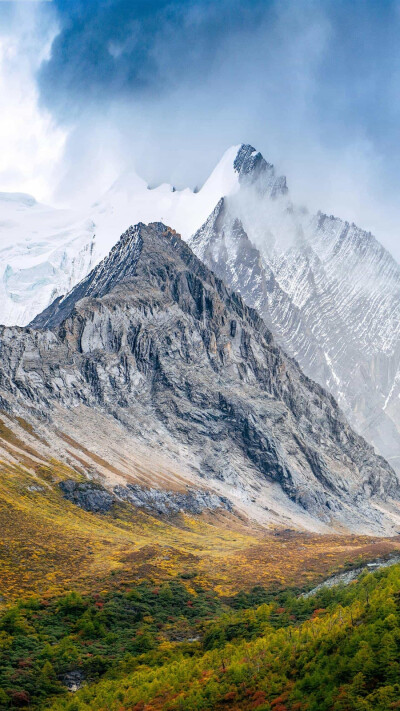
top-left (0, 415), bottom-right (399, 602)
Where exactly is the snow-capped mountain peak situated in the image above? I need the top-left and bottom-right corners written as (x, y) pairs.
top-left (1, 142), bottom-right (400, 477)
top-left (0, 145), bottom-right (242, 328)
top-left (187, 147), bottom-right (400, 474)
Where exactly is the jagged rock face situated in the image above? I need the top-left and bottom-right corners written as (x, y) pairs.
top-left (0, 222), bottom-right (398, 533)
top-left (189, 146), bottom-right (400, 474)
top-left (59, 480), bottom-right (231, 516)
top-left (30, 226), bottom-right (145, 330)
top-left (59, 481), bottom-right (115, 513)
top-left (234, 144), bottom-right (288, 197)
top-left (3, 144), bottom-right (400, 480)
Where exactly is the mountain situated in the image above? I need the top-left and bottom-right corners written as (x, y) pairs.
top-left (188, 145), bottom-right (400, 473)
top-left (0, 192), bottom-right (96, 326)
top-left (0, 222), bottom-right (399, 535)
top-left (0, 146), bottom-right (241, 327)
top-left (1, 144), bottom-right (400, 475)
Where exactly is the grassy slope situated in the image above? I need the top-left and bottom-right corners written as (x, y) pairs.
top-left (1, 415), bottom-right (400, 709)
top-left (1, 415), bottom-right (400, 603)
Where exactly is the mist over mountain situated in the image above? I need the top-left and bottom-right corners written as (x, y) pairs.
top-left (189, 145), bottom-right (400, 474)
top-left (1, 143), bottom-right (399, 480)
top-left (3, 0), bottom-right (400, 257)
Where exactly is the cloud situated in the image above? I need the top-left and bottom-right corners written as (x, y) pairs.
top-left (38, 0), bottom-right (332, 204)
top-left (2, 0), bottom-right (400, 258)
top-left (38, 0), bottom-right (267, 120)
top-left (0, 2), bottom-right (65, 200)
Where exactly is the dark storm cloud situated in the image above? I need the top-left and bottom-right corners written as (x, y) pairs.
top-left (39, 0), bottom-right (269, 118)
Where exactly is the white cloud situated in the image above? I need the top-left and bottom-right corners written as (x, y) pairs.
top-left (0, 4), bottom-right (65, 200)
top-left (1, 0), bottom-right (400, 262)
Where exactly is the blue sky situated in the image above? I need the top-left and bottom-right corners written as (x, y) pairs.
top-left (1, 0), bottom-right (400, 257)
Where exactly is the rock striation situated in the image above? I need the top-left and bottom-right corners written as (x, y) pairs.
top-left (2, 144), bottom-right (400, 480)
top-left (0, 222), bottom-right (398, 533)
top-left (189, 145), bottom-right (400, 474)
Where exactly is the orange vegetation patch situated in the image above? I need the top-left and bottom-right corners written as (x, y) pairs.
top-left (1, 448), bottom-right (400, 602)
top-left (200, 531), bottom-right (400, 595)
top-left (0, 418), bottom-right (399, 602)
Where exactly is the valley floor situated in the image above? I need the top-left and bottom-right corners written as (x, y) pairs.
top-left (1, 424), bottom-right (400, 602)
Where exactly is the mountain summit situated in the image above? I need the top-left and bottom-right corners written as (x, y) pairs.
top-left (188, 145), bottom-right (400, 475)
top-left (1, 222), bottom-right (399, 535)
top-left (1, 144), bottom-right (400, 475)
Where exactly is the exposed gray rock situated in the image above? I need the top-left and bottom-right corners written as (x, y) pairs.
top-left (188, 145), bottom-right (400, 474)
top-left (60, 670), bottom-right (85, 692)
top-left (59, 481), bottom-right (114, 513)
top-left (302, 554), bottom-right (400, 598)
top-left (114, 484), bottom-right (232, 515)
top-left (30, 226), bottom-right (144, 330)
top-left (0, 221), bottom-right (398, 532)
top-left (59, 480), bottom-right (232, 516)
top-left (2, 143), bottom-right (400, 485)
top-left (234, 144), bottom-right (288, 197)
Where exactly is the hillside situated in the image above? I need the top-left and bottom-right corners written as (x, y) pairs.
top-left (0, 222), bottom-right (397, 534)
top-left (0, 223), bottom-right (400, 710)
top-left (1, 542), bottom-right (400, 711)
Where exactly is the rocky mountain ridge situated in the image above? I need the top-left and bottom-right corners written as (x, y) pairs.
top-left (1, 144), bottom-right (399, 477)
top-left (0, 222), bottom-right (399, 534)
top-left (0, 146), bottom-right (241, 327)
top-left (188, 145), bottom-right (400, 473)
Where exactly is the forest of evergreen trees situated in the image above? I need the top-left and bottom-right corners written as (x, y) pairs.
top-left (0, 562), bottom-right (399, 710)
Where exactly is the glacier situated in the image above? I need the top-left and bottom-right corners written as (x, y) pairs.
top-left (0, 145), bottom-right (241, 327)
